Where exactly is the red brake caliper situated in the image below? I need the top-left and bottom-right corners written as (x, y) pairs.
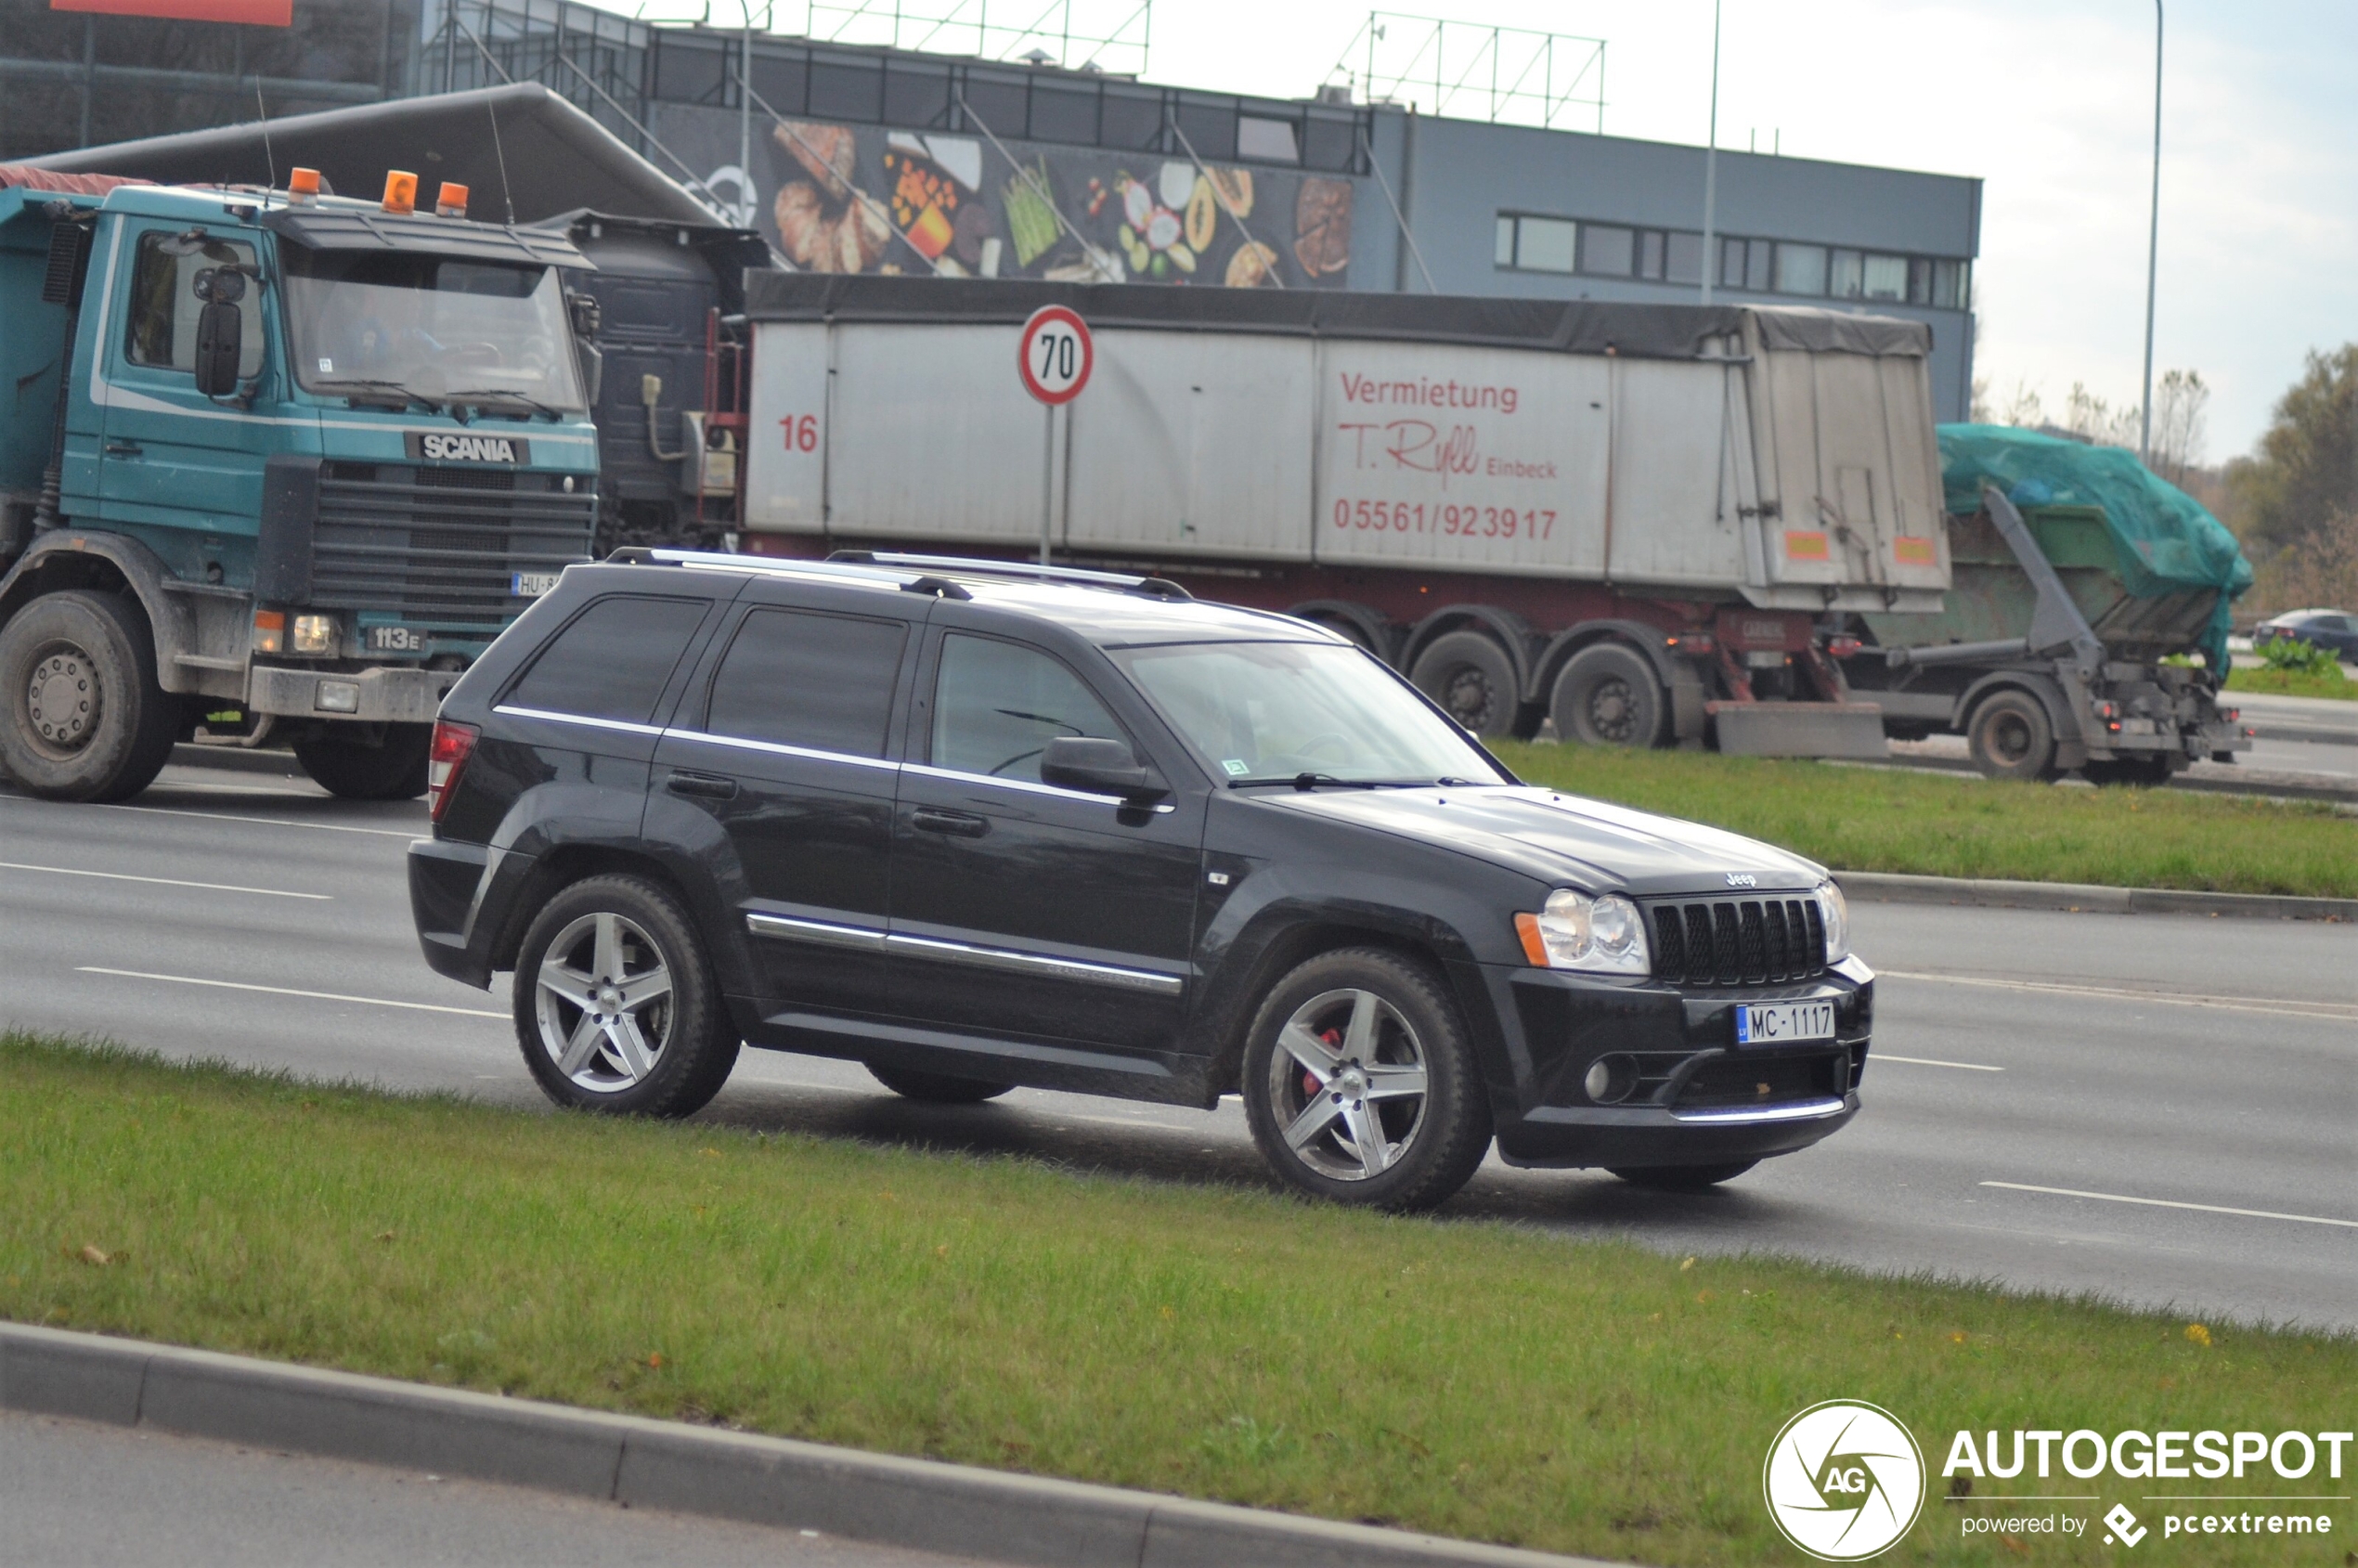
top-left (1304, 1027), bottom-right (1342, 1097)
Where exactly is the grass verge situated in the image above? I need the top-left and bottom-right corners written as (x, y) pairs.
top-left (1490, 742), bottom-right (2357, 900)
top-left (5, 1033), bottom-right (2351, 1565)
top-left (2224, 664), bottom-right (2357, 701)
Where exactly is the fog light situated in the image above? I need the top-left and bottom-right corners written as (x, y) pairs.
top-left (1583, 1054), bottom-right (1639, 1105)
top-left (315, 680), bottom-right (360, 714)
top-left (292, 615), bottom-right (335, 654)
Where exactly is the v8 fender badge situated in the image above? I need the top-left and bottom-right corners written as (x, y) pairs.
top-left (1725, 873), bottom-right (1758, 888)
top-left (408, 432), bottom-right (528, 465)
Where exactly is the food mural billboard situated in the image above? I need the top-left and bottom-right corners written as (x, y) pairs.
top-left (650, 102), bottom-right (1354, 289)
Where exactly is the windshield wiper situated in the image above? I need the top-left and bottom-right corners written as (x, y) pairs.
top-left (312, 378), bottom-right (443, 414)
top-left (1229, 772), bottom-right (1404, 791)
top-left (443, 388), bottom-right (563, 421)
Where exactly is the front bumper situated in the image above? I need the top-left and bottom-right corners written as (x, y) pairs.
top-left (1484, 955), bottom-right (1874, 1169)
top-left (250, 663), bottom-right (463, 725)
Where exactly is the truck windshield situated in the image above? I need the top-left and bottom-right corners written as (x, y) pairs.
top-left (1112, 641), bottom-right (1510, 787)
top-left (280, 249), bottom-right (582, 411)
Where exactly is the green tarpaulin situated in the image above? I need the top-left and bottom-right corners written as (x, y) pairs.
top-left (1937, 423), bottom-right (2252, 671)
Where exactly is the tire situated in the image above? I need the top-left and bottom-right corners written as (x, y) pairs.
top-left (512, 873), bottom-right (739, 1117)
top-left (865, 1063), bottom-right (1016, 1104)
top-left (1241, 946), bottom-right (1493, 1212)
top-left (2082, 755), bottom-right (2175, 787)
top-left (1408, 630), bottom-right (1520, 737)
top-left (293, 722), bottom-right (432, 800)
top-left (1549, 642), bottom-right (1666, 748)
top-left (1608, 1160), bottom-right (1758, 1191)
top-left (0, 590), bottom-right (178, 802)
top-left (1965, 690), bottom-right (2057, 781)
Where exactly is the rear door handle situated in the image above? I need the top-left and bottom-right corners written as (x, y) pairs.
top-left (665, 770), bottom-right (738, 801)
top-left (104, 440), bottom-right (141, 456)
top-left (911, 807), bottom-right (989, 838)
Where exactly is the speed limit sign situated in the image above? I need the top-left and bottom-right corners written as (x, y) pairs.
top-left (1017, 305), bottom-right (1093, 405)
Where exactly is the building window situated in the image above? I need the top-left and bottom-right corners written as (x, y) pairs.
top-left (1664, 230), bottom-right (1704, 284)
top-left (1932, 259), bottom-right (1968, 309)
top-left (1860, 253), bottom-right (1908, 301)
top-left (1496, 216), bottom-right (1516, 267)
top-left (1515, 216), bottom-right (1577, 273)
top-left (1638, 230), bottom-right (1665, 279)
top-left (1580, 224), bottom-right (1634, 277)
top-left (1773, 242), bottom-right (1827, 296)
top-left (1099, 87), bottom-right (1163, 149)
top-left (1237, 115), bottom-right (1300, 163)
top-left (1029, 82), bottom-right (1098, 144)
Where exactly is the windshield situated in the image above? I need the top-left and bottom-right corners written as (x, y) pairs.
top-left (1112, 641), bottom-right (1511, 787)
top-left (281, 249), bottom-right (582, 410)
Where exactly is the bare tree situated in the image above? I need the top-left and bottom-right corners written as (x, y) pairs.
top-left (2000, 380), bottom-right (2044, 428)
top-left (2147, 369), bottom-right (2209, 485)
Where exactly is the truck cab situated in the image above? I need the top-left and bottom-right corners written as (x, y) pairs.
top-left (0, 167), bottom-right (601, 802)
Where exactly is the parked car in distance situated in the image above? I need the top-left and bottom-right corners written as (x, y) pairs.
top-left (408, 551), bottom-right (1875, 1211)
top-left (2252, 609), bottom-right (2358, 661)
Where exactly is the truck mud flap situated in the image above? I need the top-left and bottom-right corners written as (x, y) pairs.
top-left (1709, 701), bottom-right (1889, 759)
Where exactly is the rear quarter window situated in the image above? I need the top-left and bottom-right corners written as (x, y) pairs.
top-left (504, 594), bottom-right (709, 724)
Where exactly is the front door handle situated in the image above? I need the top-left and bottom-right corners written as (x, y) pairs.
top-left (911, 807), bottom-right (989, 838)
top-left (104, 440), bottom-right (142, 456)
top-left (665, 770), bottom-right (738, 801)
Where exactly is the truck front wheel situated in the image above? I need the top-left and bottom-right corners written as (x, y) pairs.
top-left (1550, 643), bottom-right (1666, 747)
top-left (1966, 691), bottom-right (2057, 781)
top-left (292, 722), bottom-right (432, 800)
top-left (1409, 630), bottom-right (1521, 736)
top-left (0, 590), bottom-right (179, 802)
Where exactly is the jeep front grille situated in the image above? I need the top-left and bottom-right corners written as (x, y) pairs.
top-left (310, 465), bottom-right (594, 630)
top-left (1646, 897), bottom-right (1826, 988)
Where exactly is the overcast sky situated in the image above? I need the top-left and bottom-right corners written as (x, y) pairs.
top-left (659, 1), bottom-right (2356, 461)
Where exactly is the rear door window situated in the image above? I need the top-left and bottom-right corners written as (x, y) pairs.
top-left (505, 595), bottom-right (710, 724)
top-left (929, 633), bottom-right (1124, 784)
top-left (705, 608), bottom-right (909, 758)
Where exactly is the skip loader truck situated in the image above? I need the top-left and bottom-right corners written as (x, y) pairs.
top-left (0, 163), bottom-right (602, 802)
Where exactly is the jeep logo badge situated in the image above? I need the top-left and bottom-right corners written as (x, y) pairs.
top-left (1726, 873), bottom-right (1757, 888)
top-left (407, 432), bottom-right (528, 465)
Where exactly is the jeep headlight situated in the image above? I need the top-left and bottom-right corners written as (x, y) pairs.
top-left (1516, 888), bottom-right (1651, 977)
top-left (1814, 879), bottom-right (1851, 964)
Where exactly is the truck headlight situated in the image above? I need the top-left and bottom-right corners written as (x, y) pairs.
top-left (1516, 889), bottom-right (1651, 977)
top-left (292, 615), bottom-right (337, 655)
top-left (1815, 879), bottom-right (1851, 964)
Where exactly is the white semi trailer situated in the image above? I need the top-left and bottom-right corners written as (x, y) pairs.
top-left (733, 277), bottom-right (1950, 757)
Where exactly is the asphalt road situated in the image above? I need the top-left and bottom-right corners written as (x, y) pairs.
top-left (2, 764), bottom-right (2352, 1335)
top-left (0, 1409), bottom-right (982, 1568)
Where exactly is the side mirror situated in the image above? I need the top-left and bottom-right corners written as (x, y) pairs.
top-left (576, 340), bottom-right (603, 407)
top-left (193, 300), bottom-right (242, 396)
top-left (1040, 735), bottom-right (1170, 804)
top-left (566, 290), bottom-right (602, 340)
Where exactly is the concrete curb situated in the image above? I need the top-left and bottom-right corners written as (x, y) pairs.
top-left (1835, 871), bottom-right (2355, 923)
top-left (0, 1323), bottom-right (1615, 1568)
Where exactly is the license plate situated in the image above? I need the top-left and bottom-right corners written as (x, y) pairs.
top-left (512, 572), bottom-right (562, 599)
top-left (1734, 1001), bottom-right (1835, 1046)
top-left (364, 624), bottom-right (428, 654)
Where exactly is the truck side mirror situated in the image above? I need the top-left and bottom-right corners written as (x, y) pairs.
top-left (193, 301), bottom-right (242, 396)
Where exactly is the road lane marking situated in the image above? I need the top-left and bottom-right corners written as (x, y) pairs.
top-left (0, 794), bottom-right (417, 839)
top-left (1980, 1181), bottom-right (2358, 1230)
top-left (1882, 969), bottom-right (2358, 1022)
top-left (0, 862), bottom-right (329, 900)
top-left (1872, 1054), bottom-right (2003, 1071)
top-left (77, 967), bottom-right (505, 1018)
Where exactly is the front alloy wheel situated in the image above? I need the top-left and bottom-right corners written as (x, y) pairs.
top-left (1264, 988), bottom-right (1432, 1181)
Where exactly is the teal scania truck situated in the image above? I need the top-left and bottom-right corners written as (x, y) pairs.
top-left (0, 165), bottom-right (602, 802)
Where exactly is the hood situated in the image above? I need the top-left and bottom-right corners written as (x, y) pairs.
top-left (1253, 785), bottom-right (1826, 898)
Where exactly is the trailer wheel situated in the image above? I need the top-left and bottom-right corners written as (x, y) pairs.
top-left (1549, 643), bottom-right (1665, 748)
top-left (292, 722), bottom-right (433, 800)
top-left (1965, 690), bottom-right (2057, 781)
top-left (1409, 631), bottom-right (1519, 736)
top-left (0, 590), bottom-right (179, 802)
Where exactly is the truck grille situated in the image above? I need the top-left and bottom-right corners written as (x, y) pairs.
top-left (311, 465), bottom-right (594, 629)
top-left (1646, 896), bottom-right (1826, 988)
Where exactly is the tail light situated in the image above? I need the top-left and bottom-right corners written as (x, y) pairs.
top-left (1826, 635), bottom-right (1864, 658)
top-left (427, 720), bottom-right (478, 823)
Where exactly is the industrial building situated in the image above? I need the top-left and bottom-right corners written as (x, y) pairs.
top-left (5, 0), bottom-right (1980, 417)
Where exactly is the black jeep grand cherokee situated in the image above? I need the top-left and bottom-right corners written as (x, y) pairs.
top-left (408, 551), bottom-right (1872, 1211)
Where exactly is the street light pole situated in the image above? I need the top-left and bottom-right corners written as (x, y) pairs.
top-left (1700, 0), bottom-right (1721, 305)
top-left (740, 2), bottom-right (757, 228)
top-left (2139, 0), bottom-right (2162, 462)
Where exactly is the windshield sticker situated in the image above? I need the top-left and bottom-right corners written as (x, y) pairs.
top-left (317, 357), bottom-right (332, 373)
top-left (1222, 758), bottom-right (1250, 775)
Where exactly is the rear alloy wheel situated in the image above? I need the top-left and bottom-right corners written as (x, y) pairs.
top-left (1242, 948), bottom-right (1492, 1212)
top-left (1608, 1160), bottom-right (1758, 1191)
top-left (1549, 642), bottom-right (1666, 748)
top-left (293, 722), bottom-right (432, 800)
top-left (866, 1063), bottom-right (1015, 1104)
top-left (1408, 630), bottom-right (1520, 737)
top-left (0, 590), bottom-right (179, 802)
top-left (1965, 690), bottom-right (2057, 781)
top-left (512, 874), bottom-right (738, 1116)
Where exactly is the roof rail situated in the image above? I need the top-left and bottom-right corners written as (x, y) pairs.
top-left (827, 550), bottom-right (1193, 602)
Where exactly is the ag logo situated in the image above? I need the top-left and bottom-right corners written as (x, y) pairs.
top-left (1763, 1400), bottom-right (1925, 1561)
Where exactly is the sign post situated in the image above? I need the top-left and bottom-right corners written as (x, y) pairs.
top-left (1017, 305), bottom-right (1093, 566)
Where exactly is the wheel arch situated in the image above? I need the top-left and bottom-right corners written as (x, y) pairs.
top-left (487, 843), bottom-right (742, 991)
top-left (1400, 604), bottom-right (1539, 697)
top-left (1955, 670), bottom-right (2076, 744)
top-left (0, 531), bottom-right (193, 693)
top-left (1282, 599), bottom-right (1401, 663)
top-left (1533, 619), bottom-right (1681, 700)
